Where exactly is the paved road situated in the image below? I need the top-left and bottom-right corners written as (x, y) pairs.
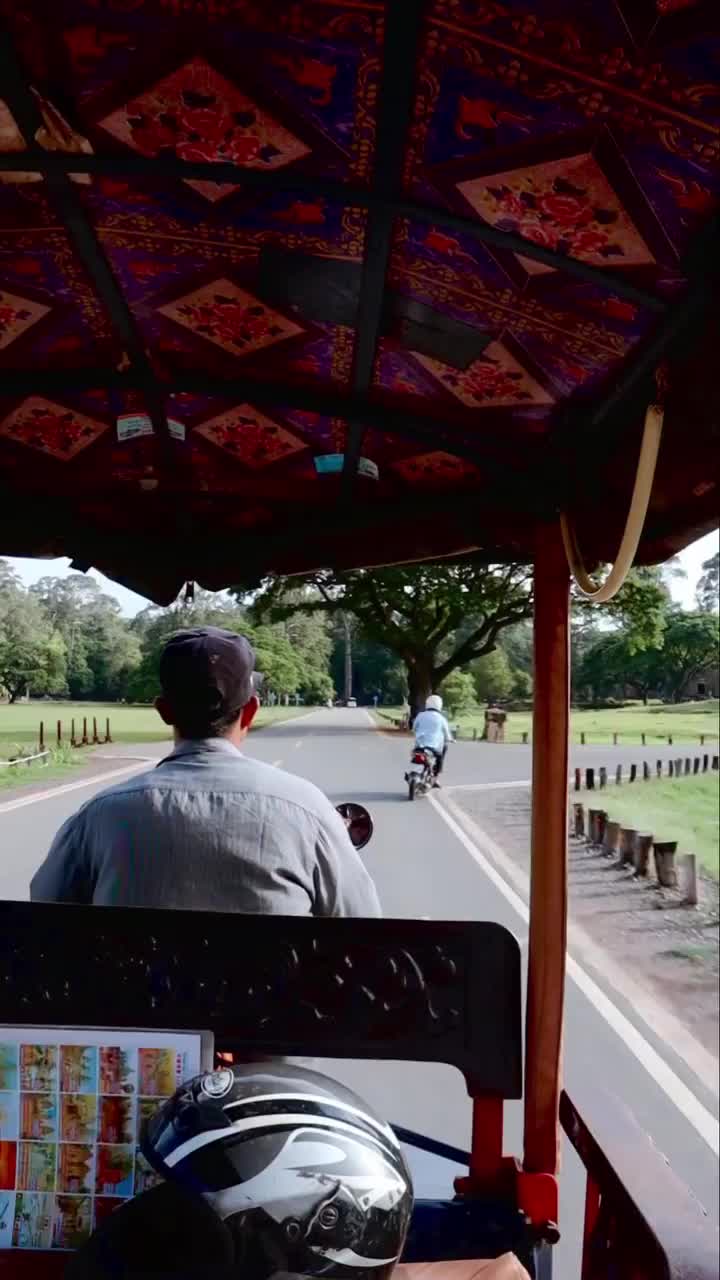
top-left (1, 709), bottom-right (717, 1273)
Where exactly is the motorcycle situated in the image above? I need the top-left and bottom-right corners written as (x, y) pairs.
top-left (405, 747), bottom-right (436, 800)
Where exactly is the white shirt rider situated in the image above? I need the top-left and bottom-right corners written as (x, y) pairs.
top-left (413, 695), bottom-right (453, 755)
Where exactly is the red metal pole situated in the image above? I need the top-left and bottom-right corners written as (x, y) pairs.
top-left (524, 523), bottom-right (569, 1178)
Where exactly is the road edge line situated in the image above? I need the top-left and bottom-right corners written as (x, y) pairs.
top-left (429, 791), bottom-right (720, 1155)
top-left (0, 761), bottom-right (147, 815)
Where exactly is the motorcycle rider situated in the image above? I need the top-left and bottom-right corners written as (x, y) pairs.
top-left (411, 694), bottom-right (453, 787)
top-left (31, 627), bottom-right (380, 918)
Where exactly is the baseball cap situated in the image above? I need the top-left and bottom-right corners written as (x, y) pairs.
top-left (159, 627), bottom-right (256, 721)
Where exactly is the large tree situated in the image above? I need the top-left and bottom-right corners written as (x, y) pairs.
top-left (696, 551), bottom-right (719, 614)
top-left (0, 570), bottom-right (66, 702)
top-left (660, 612), bottom-right (719, 701)
top-left (250, 562), bottom-right (534, 714)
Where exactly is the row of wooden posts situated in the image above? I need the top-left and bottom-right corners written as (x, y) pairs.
top-left (38, 718), bottom-right (113, 751)
top-left (571, 802), bottom-right (697, 902)
top-left (575, 753), bottom-right (719, 791)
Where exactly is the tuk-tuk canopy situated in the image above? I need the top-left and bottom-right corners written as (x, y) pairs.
top-left (0, 0), bottom-right (717, 602)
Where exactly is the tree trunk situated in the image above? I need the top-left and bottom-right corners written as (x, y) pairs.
top-left (406, 657), bottom-right (434, 720)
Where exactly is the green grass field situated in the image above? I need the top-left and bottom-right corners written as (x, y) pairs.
top-left (378, 700), bottom-right (719, 744)
top-left (0, 701), bottom-right (311, 755)
top-left (578, 774), bottom-right (719, 878)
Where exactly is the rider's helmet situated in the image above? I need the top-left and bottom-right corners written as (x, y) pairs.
top-left (425, 695), bottom-right (443, 712)
top-left (140, 1062), bottom-right (413, 1280)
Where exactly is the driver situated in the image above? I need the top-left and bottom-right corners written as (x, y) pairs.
top-left (30, 627), bottom-right (380, 918)
top-left (412, 695), bottom-right (453, 787)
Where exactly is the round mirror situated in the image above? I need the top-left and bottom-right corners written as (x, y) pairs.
top-left (335, 802), bottom-right (374, 851)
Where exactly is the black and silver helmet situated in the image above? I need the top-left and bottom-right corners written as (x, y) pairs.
top-left (141, 1062), bottom-right (413, 1279)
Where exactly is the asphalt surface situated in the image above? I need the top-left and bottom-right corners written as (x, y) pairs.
top-left (1, 708), bottom-right (717, 1275)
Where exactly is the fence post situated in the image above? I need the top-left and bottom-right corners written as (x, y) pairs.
top-left (668, 759), bottom-right (674, 777)
top-left (574, 767), bottom-right (581, 792)
top-left (580, 732), bottom-right (585, 745)
top-left (713, 755), bottom-right (719, 771)
top-left (522, 732), bottom-right (528, 745)
top-left (702, 754), bottom-right (709, 772)
top-left (634, 833), bottom-right (653, 877)
top-left (599, 766), bottom-right (607, 789)
top-left (612, 733), bottom-right (618, 746)
top-left (603, 820), bottom-right (621, 860)
top-left (573, 803), bottom-right (585, 839)
top-left (586, 808), bottom-right (599, 844)
top-left (684, 757), bottom-right (691, 775)
top-left (106, 718), bottom-right (112, 744)
top-left (39, 721), bottom-right (44, 752)
top-left (71, 718), bottom-right (77, 748)
top-left (678, 853), bottom-right (698, 907)
top-left (668, 734), bottom-right (673, 746)
top-left (586, 767), bottom-right (594, 790)
top-left (642, 761), bottom-right (650, 780)
top-left (700, 734), bottom-right (705, 746)
top-left (629, 763), bottom-right (637, 783)
top-left (674, 758), bottom-right (683, 777)
top-left (654, 840), bottom-right (678, 888)
top-left (57, 720), bottom-right (62, 747)
top-left (693, 756), bottom-right (700, 775)
top-left (81, 717), bottom-right (89, 746)
top-left (620, 827), bottom-right (637, 866)
top-left (594, 810), bottom-right (607, 846)
top-left (615, 764), bottom-right (622, 785)
top-left (641, 732), bottom-right (646, 746)
top-left (656, 760), bottom-right (662, 778)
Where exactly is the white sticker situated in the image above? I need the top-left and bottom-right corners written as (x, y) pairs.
top-left (168, 418), bottom-right (186, 441)
top-left (117, 413), bottom-right (153, 441)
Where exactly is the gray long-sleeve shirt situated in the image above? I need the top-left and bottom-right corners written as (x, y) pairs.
top-left (30, 737), bottom-right (381, 917)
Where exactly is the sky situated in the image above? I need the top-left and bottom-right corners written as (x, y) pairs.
top-left (4, 528), bottom-right (719, 616)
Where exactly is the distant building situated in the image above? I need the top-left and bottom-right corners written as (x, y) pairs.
top-left (679, 666), bottom-right (719, 699)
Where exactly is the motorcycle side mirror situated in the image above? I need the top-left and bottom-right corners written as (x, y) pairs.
top-left (335, 803), bottom-right (374, 851)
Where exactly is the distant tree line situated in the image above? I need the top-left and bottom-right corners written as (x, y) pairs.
top-left (0, 550), bottom-right (717, 711)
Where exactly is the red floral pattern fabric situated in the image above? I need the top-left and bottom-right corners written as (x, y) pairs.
top-left (413, 343), bottom-right (554, 408)
top-left (0, 397), bottom-right (108, 460)
top-left (99, 57), bottom-right (310, 202)
top-left (392, 451), bottom-right (479, 487)
top-left (194, 404), bottom-right (306, 467)
top-left (0, 289), bottom-right (49, 351)
top-left (158, 280), bottom-right (304, 357)
top-left (458, 154), bottom-right (655, 274)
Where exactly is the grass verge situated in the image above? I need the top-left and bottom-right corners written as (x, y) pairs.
top-left (378, 701), bottom-right (719, 744)
top-left (578, 773), bottom-right (719, 878)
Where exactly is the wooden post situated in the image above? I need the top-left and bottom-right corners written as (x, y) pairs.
top-left (522, 731), bottom-right (528, 745)
top-left (675, 758), bottom-right (683, 777)
top-left (82, 716), bottom-right (89, 746)
top-left (641, 732), bottom-right (646, 746)
top-left (71, 718), bottom-right (77, 748)
top-left (656, 760), bottom-right (663, 778)
top-left (574, 767), bottom-right (581, 792)
top-left (668, 759), bottom-right (674, 777)
top-left (603, 820), bottom-right (621, 859)
top-left (713, 755), bottom-right (720, 771)
top-left (703, 754), bottom-right (709, 772)
top-left (634, 833), bottom-right (653, 877)
top-left (586, 767), bottom-right (595, 790)
top-left (668, 734), bottom-right (673, 746)
top-left (580, 732), bottom-right (585, 745)
top-left (654, 840), bottom-right (678, 888)
top-left (684, 757), bottom-right (691, 775)
top-left (700, 734), bottom-right (705, 746)
top-left (693, 756), bottom-right (700, 775)
top-left (587, 808), bottom-right (599, 845)
top-left (643, 761), bottom-right (650, 780)
top-left (106, 718), bottom-right (112, 744)
top-left (57, 720), bottom-right (62, 747)
top-left (612, 733), bottom-right (618, 746)
top-left (620, 828), bottom-right (637, 866)
top-left (629, 763), bottom-right (637, 783)
top-left (524, 526), bottom-right (569, 1179)
top-left (599, 766), bottom-right (607, 789)
top-left (572, 803), bottom-right (585, 839)
top-left (678, 853), bottom-right (698, 906)
top-left (39, 721), bottom-right (44, 752)
top-left (615, 764), bottom-right (622, 785)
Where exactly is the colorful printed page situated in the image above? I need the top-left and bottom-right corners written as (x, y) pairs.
top-left (0, 1027), bottom-right (209, 1251)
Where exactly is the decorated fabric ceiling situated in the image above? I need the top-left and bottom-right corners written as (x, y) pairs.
top-left (0, 0), bottom-right (718, 601)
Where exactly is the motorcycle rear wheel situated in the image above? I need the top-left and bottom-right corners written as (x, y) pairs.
top-left (408, 776), bottom-right (416, 801)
